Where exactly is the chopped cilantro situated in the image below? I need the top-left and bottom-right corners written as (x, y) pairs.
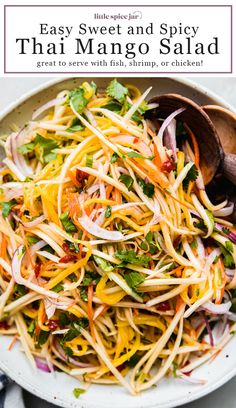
top-left (27, 320), bottom-right (36, 337)
top-left (127, 151), bottom-right (145, 159)
top-left (18, 134), bottom-right (58, 164)
top-left (182, 163), bottom-right (198, 191)
top-left (125, 271), bottom-right (145, 289)
top-left (59, 313), bottom-right (70, 327)
top-left (119, 174), bottom-right (134, 191)
top-left (52, 283), bottom-right (64, 293)
top-left (115, 250), bottom-right (151, 267)
top-left (38, 330), bottom-right (50, 346)
top-left (26, 235), bottom-right (40, 246)
top-left (80, 287), bottom-right (88, 301)
top-left (110, 152), bottom-right (119, 164)
top-left (67, 118), bottom-right (85, 133)
top-left (14, 284), bottom-right (27, 297)
top-left (138, 179), bottom-right (155, 198)
top-left (126, 353), bottom-right (141, 367)
top-left (106, 79), bottom-right (128, 104)
top-left (101, 100), bottom-right (121, 112)
top-left (1, 200), bottom-right (16, 218)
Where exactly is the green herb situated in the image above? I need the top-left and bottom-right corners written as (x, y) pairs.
top-left (105, 205), bottom-right (112, 218)
top-left (140, 241), bottom-right (149, 251)
top-left (222, 227), bottom-right (230, 236)
top-left (138, 179), bottom-right (155, 198)
top-left (62, 318), bottom-right (89, 343)
top-left (73, 388), bottom-right (85, 399)
top-left (115, 250), bottom-right (151, 267)
top-left (64, 346), bottom-right (74, 357)
top-left (67, 118), bottom-right (85, 133)
top-left (220, 244), bottom-right (234, 268)
top-left (144, 231), bottom-right (160, 254)
top-left (69, 88), bottom-right (88, 113)
top-left (125, 271), bottom-right (145, 289)
top-left (1, 200), bottom-right (16, 218)
top-left (191, 239), bottom-right (197, 249)
top-left (119, 174), bottom-right (134, 191)
top-left (27, 320), bottom-right (36, 337)
top-left (59, 313), bottom-right (70, 327)
top-left (65, 241), bottom-right (79, 253)
top-left (26, 235), bottom-right (40, 246)
top-left (110, 152), bottom-right (119, 164)
top-left (52, 283), bottom-right (64, 293)
top-left (182, 163), bottom-right (198, 191)
top-left (82, 271), bottom-right (101, 286)
top-left (60, 212), bottom-right (77, 233)
top-left (93, 255), bottom-right (114, 272)
top-left (127, 151), bottom-right (145, 159)
top-left (86, 154), bottom-right (93, 168)
top-left (14, 284), bottom-right (27, 297)
top-left (38, 330), bottom-right (50, 346)
top-left (68, 273), bottom-right (77, 282)
top-left (106, 79), bottom-right (128, 104)
top-left (80, 287), bottom-right (88, 301)
top-left (18, 134), bottom-right (59, 164)
top-left (126, 353), bottom-right (141, 367)
top-left (101, 100), bottom-right (121, 112)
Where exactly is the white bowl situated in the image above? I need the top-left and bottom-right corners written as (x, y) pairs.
top-left (0, 77), bottom-right (235, 408)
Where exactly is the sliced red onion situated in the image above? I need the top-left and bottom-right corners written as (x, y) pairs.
top-left (32, 97), bottom-right (67, 120)
top-left (10, 130), bottom-right (33, 177)
top-left (195, 236), bottom-right (205, 260)
top-left (78, 213), bottom-right (124, 241)
top-left (30, 240), bottom-right (47, 256)
top-left (201, 300), bottom-right (232, 315)
top-left (203, 249), bottom-right (221, 276)
top-left (55, 341), bottom-right (92, 368)
top-left (158, 108), bottom-right (185, 142)
top-left (86, 184), bottom-right (99, 195)
top-left (44, 298), bottom-right (56, 320)
top-left (213, 203), bottom-right (234, 217)
top-left (177, 372), bottom-right (206, 385)
top-left (201, 313), bottom-right (214, 346)
top-left (35, 357), bottom-right (51, 373)
top-left (163, 119), bottom-right (177, 161)
top-left (13, 214), bottom-right (46, 228)
top-left (225, 268), bottom-right (235, 278)
top-left (215, 223), bottom-right (236, 244)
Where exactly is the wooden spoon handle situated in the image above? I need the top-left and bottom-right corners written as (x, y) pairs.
top-left (223, 153), bottom-right (236, 185)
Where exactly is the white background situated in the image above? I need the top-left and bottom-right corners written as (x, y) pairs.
top-left (3, 4), bottom-right (232, 74)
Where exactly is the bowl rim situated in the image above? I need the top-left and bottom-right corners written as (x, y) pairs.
top-left (0, 76), bottom-right (235, 408)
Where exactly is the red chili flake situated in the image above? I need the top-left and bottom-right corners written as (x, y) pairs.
top-left (133, 137), bottom-right (139, 144)
top-left (62, 243), bottom-right (71, 253)
top-left (34, 261), bottom-right (42, 278)
top-left (183, 371), bottom-right (192, 377)
top-left (0, 321), bottom-right (10, 330)
top-left (156, 302), bottom-right (171, 312)
top-left (161, 160), bottom-right (176, 173)
top-left (76, 169), bottom-right (89, 187)
top-left (59, 254), bottom-right (77, 263)
top-left (47, 320), bottom-right (59, 330)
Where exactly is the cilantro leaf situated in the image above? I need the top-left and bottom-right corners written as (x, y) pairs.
top-left (60, 212), bottom-right (77, 233)
top-left (38, 330), bottom-right (50, 346)
top-left (69, 88), bottom-right (88, 113)
top-left (27, 320), bottom-right (36, 337)
top-left (18, 134), bottom-right (58, 164)
top-left (93, 255), bottom-right (114, 272)
top-left (138, 179), bottom-right (155, 198)
top-left (220, 244), bottom-right (235, 268)
top-left (52, 283), bottom-right (64, 293)
top-left (80, 287), bottom-right (88, 301)
top-left (119, 174), bottom-right (134, 191)
top-left (125, 272), bottom-right (145, 289)
top-left (73, 388), bottom-right (85, 398)
top-left (67, 118), bottom-right (85, 133)
top-left (182, 163), bottom-right (198, 191)
top-left (126, 353), bottom-right (141, 367)
top-left (101, 100), bottom-right (121, 112)
top-left (1, 200), bottom-right (16, 218)
top-left (106, 79), bottom-right (128, 104)
top-left (59, 313), bottom-right (70, 327)
top-left (110, 152), bottom-right (119, 164)
top-left (18, 142), bottom-right (35, 154)
top-left (115, 250), bottom-right (151, 267)
top-left (105, 205), bottom-right (112, 218)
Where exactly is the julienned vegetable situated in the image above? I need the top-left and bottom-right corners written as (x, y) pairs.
top-left (0, 79), bottom-right (235, 396)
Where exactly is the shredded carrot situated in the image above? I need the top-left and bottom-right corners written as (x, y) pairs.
top-left (8, 334), bottom-right (18, 351)
top-left (153, 144), bottom-right (162, 169)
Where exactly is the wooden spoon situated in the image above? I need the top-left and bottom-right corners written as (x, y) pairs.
top-left (203, 105), bottom-right (236, 185)
top-left (147, 93), bottom-right (224, 185)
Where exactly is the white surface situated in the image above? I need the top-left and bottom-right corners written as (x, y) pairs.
top-left (0, 77), bottom-right (235, 408)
